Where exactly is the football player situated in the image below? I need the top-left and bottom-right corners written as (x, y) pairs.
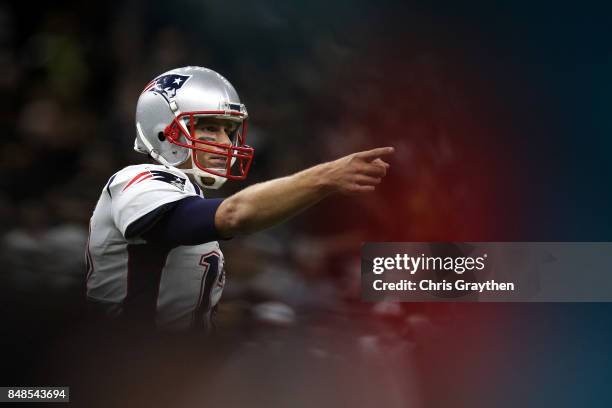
top-left (85, 66), bottom-right (393, 330)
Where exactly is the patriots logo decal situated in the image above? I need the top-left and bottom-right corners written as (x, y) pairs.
top-left (123, 170), bottom-right (187, 192)
top-left (142, 74), bottom-right (191, 102)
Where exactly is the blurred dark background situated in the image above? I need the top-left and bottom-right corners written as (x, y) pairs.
top-left (1, 0), bottom-right (612, 407)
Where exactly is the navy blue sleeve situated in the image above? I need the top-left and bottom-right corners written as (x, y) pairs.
top-left (125, 196), bottom-right (226, 246)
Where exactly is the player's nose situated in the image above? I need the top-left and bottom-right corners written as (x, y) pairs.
top-left (218, 131), bottom-right (232, 146)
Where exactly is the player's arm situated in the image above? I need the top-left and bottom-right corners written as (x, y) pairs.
top-left (214, 147), bottom-right (394, 237)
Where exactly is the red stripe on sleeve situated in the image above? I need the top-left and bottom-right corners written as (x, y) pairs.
top-left (123, 171), bottom-right (152, 192)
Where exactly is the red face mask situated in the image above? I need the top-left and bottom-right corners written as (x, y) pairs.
top-left (163, 110), bottom-right (254, 180)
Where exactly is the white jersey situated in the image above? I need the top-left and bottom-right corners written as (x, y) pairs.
top-left (85, 164), bottom-right (225, 330)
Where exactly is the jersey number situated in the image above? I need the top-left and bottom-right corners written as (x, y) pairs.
top-left (194, 251), bottom-right (223, 327)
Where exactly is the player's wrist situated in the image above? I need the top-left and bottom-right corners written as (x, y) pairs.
top-left (312, 161), bottom-right (338, 194)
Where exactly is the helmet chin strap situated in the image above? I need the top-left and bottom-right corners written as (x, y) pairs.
top-left (180, 152), bottom-right (228, 190)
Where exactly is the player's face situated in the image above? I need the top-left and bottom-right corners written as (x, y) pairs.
top-left (192, 118), bottom-right (238, 169)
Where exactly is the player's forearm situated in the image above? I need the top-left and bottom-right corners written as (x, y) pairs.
top-left (215, 162), bottom-right (334, 237)
top-left (214, 146), bottom-right (394, 237)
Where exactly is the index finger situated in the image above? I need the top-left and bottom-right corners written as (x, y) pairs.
top-left (355, 146), bottom-right (395, 160)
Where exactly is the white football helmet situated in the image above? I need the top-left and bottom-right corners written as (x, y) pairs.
top-left (134, 66), bottom-right (254, 189)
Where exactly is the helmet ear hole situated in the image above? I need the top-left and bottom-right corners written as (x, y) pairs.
top-left (158, 132), bottom-right (165, 141)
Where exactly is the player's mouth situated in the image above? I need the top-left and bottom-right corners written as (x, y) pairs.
top-left (207, 155), bottom-right (228, 168)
